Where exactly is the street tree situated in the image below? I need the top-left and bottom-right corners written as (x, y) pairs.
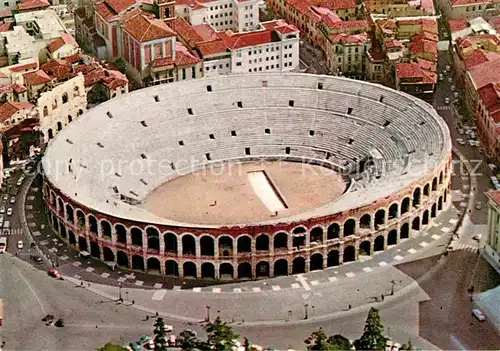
top-left (203, 316), bottom-right (239, 351)
top-left (305, 328), bottom-right (346, 350)
top-left (153, 317), bottom-right (168, 351)
top-left (96, 343), bottom-right (127, 351)
top-left (328, 334), bottom-right (352, 350)
top-left (178, 330), bottom-right (200, 351)
top-left (242, 337), bottom-right (251, 351)
top-left (354, 307), bottom-right (387, 350)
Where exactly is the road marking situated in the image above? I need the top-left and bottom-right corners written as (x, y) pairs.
top-left (419, 241), bottom-right (429, 247)
top-left (291, 283), bottom-right (300, 289)
top-left (252, 287), bottom-right (261, 292)
top-left (310, 280), bottom-right (319, 286)
top-left (134, 280), bottom-right (144, 286)
top-left (192, 287), bottom-right (201, 292)
top-left (117, 277), bottom-right (127, 283)
top-left (407, 248), bottom-right (417, 254)
top-left (152, 289), bottom-right (167, 301)
top-left (345, 272), bottom-right (356, 278)
top-left (101, 273), bottom-right (110, 278)
top-left (72, 261), bottom-right (81, 267)
top-left (378, 261), bottom-right (388, 266)
top-left (153, 283), bottom-right (163, 289)
top-left (28, 222), bottom-right (36, 227)
top-left (85, 267), bottom-right (94, 272)
top-left (272, 285), bottom-right (281, 291)
top-left (328, 276), bottom-right (337, 282)
top-left (362, 267), bottom-right (373, 273)
top-left (73, 274), bottom-right (81, 279)
top-left (173, 286), bottom-right (181, 291)
top-left (393, 255), bottom-right (404, 261)
top-left (233, 288), bottom-right (242, 293)
top-left (296, 274), bottom-right (311, 291)
top-left (431, 234), bottom-right (441, 240)
top-left (125, 273), bottom-right (135, 279)
top-left (27, 195), bottom-right (35, 201)
top-left (59, 255), bottom-right (69, 260)
top-left (441, 227), bottom-right (450, 233)
top-left (212, 287), bottom-right (221, 293)
top-left (13, 266), bottom-right (47, 314)
top-left (459, 202), bottom-right (467, 207)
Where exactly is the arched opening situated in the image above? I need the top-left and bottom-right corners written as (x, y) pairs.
top-left (78, 109), bottom-right (83, 116)
top-left (432, 177), bottom-right (437, 191)
top-left (423, 183), bottom-right (430, 196)
top-left (255, 234), bottom-right (269, 251)
top-left (292, 257), bottom-right (306, 274)
top-left (431, 203), bottom-right (437, 218)
top-left (413, 188), bottom-right (421, 207)
top-left (103, 247), bottom-right (114, 262)
top-left (400, 223), bottom-right (409, 239)
top-left (438, 196), bottom-right (443, 211)
top-left (47, 128), bottom-right (53, 139)
top-left (444, 189), bottom-right (448, 203)
top-left (375, 209), bottom-right (386, 227)
top-left (101, 220), bottom-right (111, 238)
top-left (388, 229), bottom-right (398, 245)
top-left (388, 203), bottom-right (398, 220)
top-left (68, 115), bottom-right (72, 123)
top-left (273, 232), bottom-right (288, 249)
top-left (183, 262), bottom-right (197, 278)
top-left (327, 223), bottom-right (340, 239)
top-left (147, 227), bottom-right (160, 252)
top-left (65, 204), bottom-right (74, 223)
top-left (238, 262), bottom-right (252, 279)
top-left (89, 215), bottom-right (98, 234)
top-left (78, 236), bottom-right (88, 251)
top-left (422, 210), bottom-right (429, 225)
top-left (310, 227), bottom-right (323, 243)
top-left (62, 92), bottom-right (68, 104)
top-left (327, 250), bottom-right (339, 267)
top-left (76, 210), bottom-right (85, 227)
top-left (412, 216), bottom-right (420, 231)
top-left (200, 235), bottom-right (215, 256)
top-left (218, 236), bottom-right (233, 257)
top-left (116, 224), bottom-right (127, 243)
top-left (344, 219), bottom-right (356, 236)
top-left (182, 235), bottom-right (196, 255)
top-left (164, 232), bottom-right (177, 253)
top-left (165, 260), bottom-right (179, 276)
top-left (343, 245), bottom-right (356, 262)
top-left (132, 255), bottom-right (144, 270)
top-left (57, 198), bottom-right (64, 215)
top-left (90, 241), bottom-right (100, 258)
top-left (53, 218), bottom-right (60, 232)
top-left (359, 214), bottom-right (371, 229)
top-left (237, 236), bottom-right (251, 253)
top-left (292, 235), bottom-right (305, 248)
top-left (116, 251), bottom-right (128, 268)
top-left (147, 257), bottom-right (161, 273)
top-left (274, 259), bottom-right (288, 276)
top-left (292, 227), bottom-right (307, 235)
top-left (60, 224), bottom-right (66, 238)
top-left (57, 121), bottom-right (63, 131)
top-left (310, 253), bottom-right (323, 271)
top-left (439, 171), bottom-right (443, 184)
top-left (131, 228), bottom-right (143, 246)
top-left (359, 241), bottom-right (371, 256)
top-left (374, 235), bottom-right (384, 251)
top-left (201, 263), bottom-right (215, 279)
top-left (69, 230), bottom-right (76, 245)
top-left (401, 197), bottom-right (410, 214)
top-left (256, 261), bottom-right (269, 277)
top-left (219, 263), bottom-right (234, 278)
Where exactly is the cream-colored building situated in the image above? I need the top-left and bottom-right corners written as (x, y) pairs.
top-left (485, 190), bottom-right (500, 272)
top-left (37, 73), bottom-right (86, 142)
top-left (440, 0), bottom-right (500, 20)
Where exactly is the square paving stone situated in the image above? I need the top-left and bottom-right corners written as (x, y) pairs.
top-left (153, 283), bottom-right (163, 289)
top-left (134, 280), bottom-right (144, 286)
top-left (117, 277), bottom-right (127, 283)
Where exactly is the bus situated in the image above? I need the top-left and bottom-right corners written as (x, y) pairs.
top-left (0, 237), bottom-right (6, 253)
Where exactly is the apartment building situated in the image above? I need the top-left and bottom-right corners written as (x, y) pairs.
top-left (439, 0), bottom-right (500, 20)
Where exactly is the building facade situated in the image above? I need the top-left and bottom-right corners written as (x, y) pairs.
top-left (485, 190), bottom-right (500, 272)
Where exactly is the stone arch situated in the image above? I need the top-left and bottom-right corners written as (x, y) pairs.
top-left (256, 261), bottom-right (269, 277)
top-left (327, 223), bottom-right (340, 239)
top-left (413, 187), bottom-right (421, 207)
top-left (375, 209), bottom-right (386, 226)
top-left (183, 261), bottom-right (197, 278)
top-left (103, 246), bottom-right (114, 262)
top-left (255, 234), bottom-right (269, 251)
top-left (182, 234), bottom-right (196, 255)
top-left (116, 224), bottom-right (127, 243)
top-left (374, 235), bottom-right (384, 251)
top-left (76, 209), bottom-right (85, 227)
top-left (343, 245), bottom-right (355, 262)
top-left (292, 234), bottom-right (306, 248)
top-left (57, 198), bottom-right (64, 215)
top-left (57, 121), bottom-right (63, 131)
top-left (53, 218), bottom-right (59, 232)
top-left (292, 256), bottom-right (306, 274)
top-left (292, 226), bottom-right (307, 235)
top-left (444, 189), bottom-right (448, 203)
top-left (422, 210), bottom-right (429, 225)
top-left (90, 241), bottom-right (100, 258)
top-left (62, 92), bottom-right (69, 104)
top-left (201, 262), bottom-right (215, 279)
top-left (78, 236), bottom-right (87, 251)
top-left (423, 183), bottom-right (430, 196)
top-left (274, 259), bottom-right (288, 276)
top-left (101, 220), bottom-right (112, 238)
top-left (327, 250), bottom-right (340, 267)
top-left (146, 227), bottom-right (160, 252)
top-left (165, 260), bottom-right (179, 276)
top-left (438, 196), bottom-right (443, 211)
top-left (164, 232), bottom-right (178, 253)
top-left (237, 235), bottom-right (251, 253)
top-left (412, 216), bottom-right (420, 231)
top-left (344, 218), bottom-right (356, 236)
top-left (388, 203), bottom-right (398, 220)
top-left (388, 229), bottom-right (398, 245)
top-left (310, 227), bottom-right (323, 243)
top-left (78, 109), bottom-right (83, 116)
top-left (132, 255), bottom-right (144, 270)
top-left (68, 115), bottom-right (72, 123)
top-left (68, 230), bottom-right (76, 245)
top-left (60, 223), bottom-right (66, 238)
top-left (218, 235), bottom-right (233, 257)
top-left (219, 263), bottom-right (234, 278)
top-left (273, 232), bottom-right (288, 249)
top-left (401, 197), bottom-right (411, 214)
top-left (147, 257), bottom-right (161, 272)
top-left (359, 214), bottom-right (371, 229)
top-left (439, 171), bottom-right (443, 185)
top-left (49, 191), bottom-right (56, 207)
top-left (130, 227), bottom-right (143, 246)
top-left (359, 240), bottom-right (371, 256)
top-left (310, 253), bottom-right (323, 271)
top-left (431, 203), bottom-right (437, 218)
top-left (238, 262), bottom-right (252, 279)
top-left (432, 177), bottom-right (437, 191)
top-left (116, 251), bottom-right (128, 268)
top-left (88, 215), bottom-right (98, 234)
top-left (400, 223), bottom-right (410, 239)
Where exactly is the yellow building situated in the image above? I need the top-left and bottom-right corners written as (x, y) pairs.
top-left (440, 0), bottom-right (500, 20)
top-left (485, 191), bottom-right (500, 272)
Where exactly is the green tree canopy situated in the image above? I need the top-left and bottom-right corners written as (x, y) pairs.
top-left (305, 328), bottom-right (350, 350)
top-left (354, 307), bottom-right (387, 351)
top-left (178, 330), bottom-right (200, 351)
top-left (153, 317), bottom-right (168, 351)
top-left (96, 343), bottom-right (127, 351)
top-left (203, 316), bottom-right (239, 351)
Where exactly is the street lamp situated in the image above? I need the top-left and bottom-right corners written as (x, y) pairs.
top-left (205, 305), bottom-right (211, 322)
top-left (390, 280), bottom-right (401, 296)
top-left (304, 304), bottom-right (309, 320)
top-left (118, 283), bottom-right (123, 302)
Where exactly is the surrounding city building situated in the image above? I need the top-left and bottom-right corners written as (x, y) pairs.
top-left (485, 190), bottom-right (500, 271)
top-left (449, 16), bottom-right (497, 43)
top-left (365, 0), bottom-right (435, 16)
top-left (439, 0), bottom-right (500, 20)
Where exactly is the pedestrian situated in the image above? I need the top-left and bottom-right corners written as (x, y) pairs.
top-left (146, 315), bottom-right (149, 321)
top-left (381, 294), bottom-right (385, 301)
top-left (348, 304), bottom-right (352, 310)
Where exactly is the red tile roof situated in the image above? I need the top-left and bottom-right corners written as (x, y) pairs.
top-left (478, 83), bottom-right (500, 119)
top-left (448, 19), bottom-right (469, 33)
top-left (9, 62), bottom-right (38, 73)
top-left (489, 16), bottom-right (500, 31)
top-left (486, 190), bottom-right (500, 206)
top-left (47, 32), bottom-right (79, 53)
top-left (0, 9), bottom-right (12, 18)
top-left (327, 20), bottom-right (368, 30)
top-left (397, 63), bottom-right (424, 79)
top-left (452, 0), bottom-right (493, 5)
top-left (94, 0), bottom-right (136, 21)
top-left (469, 57), bottom-right (500, 89)
top-left (464, 49), bottom-right (500, 69)
top-left (23, 70), bottom-right (51, 85)
top-left (122, 12), bottom-right (176, 42)
top-left (0, 22), bottom-right (13, 32)
top-left (174, 42), bottom-right (201, 66)
top-left (329, 32), bottom-right (368, 44)
top-left (397, 60), bottom-right (436, 84)
top-left (0, 101), bottom-right (34, 123)
top-left (408, 39), bottom-right (438, 59)
top-left (309, 0), bottom-right (356, 10)
top-left (17, 0), bottom-right (50, 11)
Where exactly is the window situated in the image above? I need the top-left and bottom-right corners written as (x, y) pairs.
top-left (178, 140), bottom-right (184, 146)
top-left (265, 128), bottom-right (271, 134)
top-left (237, 101), bottom-right (243, 108)
top-left (209, 134), bottom-right (215, 139)
top-left (245, 147), bottom-right (250, 155)
top-left (285, 147), bottom-right (290, 154)
top-left (154, 95), bottom-right (159, 102)
top-left (318, 82), bottom-right (323, 90)
top-left (187, 108), bottom-right (193, 115)
top-left (205, 153), bottom-right (212, 161)
top-left (309, 130), bottom-right (315, 136)
top-left (207, 85), bottom-right (212, 92)
top-left (289, 100), bottom-right (294, 107)
top-left (236, 62), bottom-right (242, 66)
top-left (347, 107), bottom-right (353, 115)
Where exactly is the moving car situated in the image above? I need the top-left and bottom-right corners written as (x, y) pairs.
top-left (30, 254), bottom-right (43, 263)
top-left (47, 268), bottom-right (62, 279)
top-left (472, 234), bottom-right (482, 241)
top-left (17, 240), bottom-right (23, 249)
top-left (456, 138), bottom-right (465, 146)
top-left (6, 208), bottom-right (12, 216)
top-left (472, 308), bottom-right (486, 321)
top-left (444, 97), bottom-right (450, 104)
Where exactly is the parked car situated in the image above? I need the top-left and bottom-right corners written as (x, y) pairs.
top-left (454, 92), bottom-right (459, 98)
top-left (446, 65), bottom-right (451, 71)
top-left (9, 196), bottom-right (15, 204)
top-left (0, 206), bottom-right (5, 214)
top-left (475, 202), bottom-right (482, 210)
top-left (444, 97), bottom-right (450, 105)
top-left (30, 254), bottom-right (43, 263)
top-left (448, 77), bottom-right (452, 83)
top-left (2, 194), bottom-right (7, 201)
top-left (17, 240), bottom-right (23, 249)
top-left (469, 140), bottom-right (480, 147)
top-left (47, 268), bottom-right (62, 279)
top-left (456, 138), bottom-right (465, 146)
top-left (451, 85), bottom-right (456, 91)
top-left (6, 208), bottom-right (12, 216)
top-left (472, 308), bottom-right (486, 321)
top-left (439, 74), bottom-right (443, 81)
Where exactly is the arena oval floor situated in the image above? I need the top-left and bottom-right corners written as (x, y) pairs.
top-left (42, 73), bottom-right (453, 279)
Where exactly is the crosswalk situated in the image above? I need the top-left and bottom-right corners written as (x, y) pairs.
top-left (435, 105), bottom-right (453, 111)
top-left (454, 243), bottom-right (478, 252)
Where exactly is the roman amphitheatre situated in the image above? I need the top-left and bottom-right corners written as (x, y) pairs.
top-left (42, 73), bottom-right (452, 280)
